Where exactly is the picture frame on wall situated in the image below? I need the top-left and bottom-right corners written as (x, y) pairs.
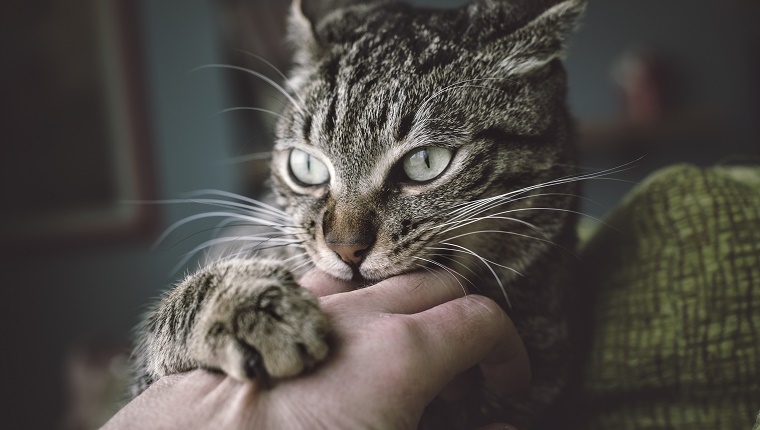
top-left (1, 0), bottom-right (158, 252)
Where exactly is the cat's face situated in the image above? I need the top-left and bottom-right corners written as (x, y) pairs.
top-left (270, 0), bottom-right (584, 284)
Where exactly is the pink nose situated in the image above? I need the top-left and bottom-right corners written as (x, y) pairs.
top-left (327, 243), bottom-right (370, 265)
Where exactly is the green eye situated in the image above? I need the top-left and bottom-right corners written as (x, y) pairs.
top-left (402, 147), bottom-right (452, 182)
top-left (289, 149), bottom-right (329, 185)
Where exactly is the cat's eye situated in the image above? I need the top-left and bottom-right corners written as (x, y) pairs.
top-left (289, 149), bottom-right (329, 186)
top-left (402, 147), bottom-right (452, 182)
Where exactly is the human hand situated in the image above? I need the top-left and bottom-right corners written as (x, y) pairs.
top-left (103, 270), bottom-right (529, 429)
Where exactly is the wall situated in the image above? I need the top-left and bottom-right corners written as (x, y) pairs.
top-left (7, 1), bottom-right (239, 428)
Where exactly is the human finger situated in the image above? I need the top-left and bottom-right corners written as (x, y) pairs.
top-left (410, 294), bottom-right (530, 401)
top-left (479, 327), bottom-right (531, 396)
top-left (299, 269), bottom-right (357, 297)
top-left (439, 367), bottom-right (479, 402)
top-left (334, 270), bottom-right (466, 315)
top-left (102, 371), bottom-right (229, 429)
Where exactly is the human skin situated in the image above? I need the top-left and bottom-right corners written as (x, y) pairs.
top-left (103, 270), bottom-right (528, 429)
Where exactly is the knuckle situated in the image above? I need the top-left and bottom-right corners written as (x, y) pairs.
top-left (382, 314), bottom-right (424, 348)
top-left (465, 294), bottom-right (503, 315)
top-left (458, 295), bottom-right (512, 338)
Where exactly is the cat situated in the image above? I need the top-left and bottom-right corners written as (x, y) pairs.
top-left (131, 0), bottom-right (587, 428)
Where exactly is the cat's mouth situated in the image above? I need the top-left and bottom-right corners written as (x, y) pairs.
top-left (347, 263), bottom-right (378, 288)
top-left (316, 235), bottom-right (456, 287)
top-left (350, 271), bottom-right (375, 289)
top-left (347, 249), bottom-right (456, 289)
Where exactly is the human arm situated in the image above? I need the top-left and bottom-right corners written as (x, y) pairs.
top-left (103, 270), bottom-right (528, 429)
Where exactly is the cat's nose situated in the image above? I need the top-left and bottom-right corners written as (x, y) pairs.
top-left (326, 241), bottom-right (371, 265)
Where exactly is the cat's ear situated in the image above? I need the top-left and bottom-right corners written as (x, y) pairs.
top-left (473, 0), bottom-right (587, 76)
top-left (288, 0), bottom-right (376, 65)
top-left (287, 0), bottom-right (321, 66)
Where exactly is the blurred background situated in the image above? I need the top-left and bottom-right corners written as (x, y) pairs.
top-left (2, 0), bottom-right (758, 428)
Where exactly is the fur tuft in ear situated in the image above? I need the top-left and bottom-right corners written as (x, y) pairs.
top-left (484, 0), bottom-right (587, 76)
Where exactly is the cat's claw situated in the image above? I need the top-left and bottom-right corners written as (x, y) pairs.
top-left (243, 347), bottom-right (262, 379)
top-left (190, 276), bottom-right (330, 383)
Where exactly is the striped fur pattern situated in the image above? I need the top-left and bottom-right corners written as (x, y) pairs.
top-left (131, 0), bottom-right (586, 428)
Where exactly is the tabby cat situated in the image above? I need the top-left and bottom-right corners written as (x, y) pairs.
top-left (131, 0), bottom-right (587, 428)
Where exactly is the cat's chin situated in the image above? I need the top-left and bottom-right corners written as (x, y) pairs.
top-left (313, 259), bottom-right (392, 288)
top-left (357, 259), bottom-right (412, 284)
top-left (322, 265), bottom-right (373, 284)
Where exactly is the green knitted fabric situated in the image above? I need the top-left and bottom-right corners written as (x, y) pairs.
top-left (578, 164), bottom-right (760, 430)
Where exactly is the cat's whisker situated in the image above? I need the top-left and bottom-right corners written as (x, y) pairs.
top-left (424, 251), bottom-right (485, 286)
top-left (412, 157), bottom-right (643, 235)
top-left (437, 215), bottom-right (541, 238)
top-left (206, 247), bottom-right (309, 270)
top-left (433, 214), bottom-right (542, 236)
top-left (546, 155), bottom-right (643, 183)
top-left (484, 207), bottom-right (617, 232)
top-left (435, 251), bottom-right (489, 281)
top-left (283, 252), bottom-right (310, 264)
top-left (443, 197), bottom-right (618, 237)
top-left (157, 222), bottom-right (305, 252)
top-left (221, 152), bottom-right (273, 165)
top-left (212, 215), bottom-right (297, 232)
top-left (218, 107), bottom-right (287, 121)
top-left (204, 246), bottom-right (253, 267)
top-left (190, 235), bottom-right (304, 257)
top-left (152, 211), bottom-right (295, 250)
top-left (236, 242), bottom-right (306, 260)
top-left (429, 244), bottom-right (522, 278)
top-left (234, 235), bottom-right (306, 256)
top-left (232, 49), bottom-right (308, 108)
top-left (182, 189), bottom-right (290, 219)
top-left (502, 191), bottom-right (610, 210)
top-left (182, 241), bottom-right (300, 276)
top-left (289, 258), bottom-right (316, 274)
top-left (173, 236), bottom-right (305, 274)
top-left (412, 256), bottom-right (471, 297)
top-left (412, 263), bottom-right (466, 298)
top-left (422, 190), bottom-right (552, 235)
top-left (192, 64), bottom-right (308, 116)
top-left (443, 229), bottom-right (580, 261)
top-left (447, 191), bottom-right (579, 222)
top-left (174, 241), bottom-right (307, 276)
top-left (193, 198), bottom-right (289, 219)
top-left (440, 166), bottom-right (638, 227)
top-left (413, 263), bottom-right (444, 282)
top-left (212, 215), bottom-right (303, 247)
top-left (281, 245), bottom-right (315, 274)
top-left (228, 245), bottom-right (309, 270)
top-left (434, 198), bottom-right (614, 238)
top-left (444, 157), bottom-right (642, 220)
top-left (129, 198), bottom-right (289, 224)
top-left (449, 182), bottom-right (572, 222)
top-left (431, 242), bottom-right (512, 308)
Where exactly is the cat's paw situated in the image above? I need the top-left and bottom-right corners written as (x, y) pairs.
top-left (189, 261), bottom-right (329, 381)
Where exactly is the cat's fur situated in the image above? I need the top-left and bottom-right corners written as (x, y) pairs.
top-left (131, 0), bottom-right (586, 428)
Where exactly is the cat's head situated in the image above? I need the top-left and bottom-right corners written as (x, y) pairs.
top-left (270, 0), bottom-right (585, 283)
